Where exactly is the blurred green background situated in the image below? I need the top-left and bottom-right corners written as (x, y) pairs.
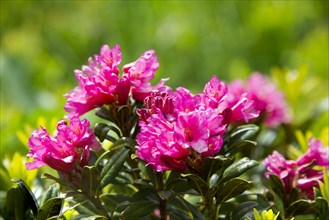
top-left (1, 1), bottom-right (328, 159)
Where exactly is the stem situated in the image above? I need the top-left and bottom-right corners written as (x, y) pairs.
top-left (203, 194), bottom-right (220, 220)
top-left (155, 172), bottom-right (167, 220)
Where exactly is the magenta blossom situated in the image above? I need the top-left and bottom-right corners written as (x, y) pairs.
top-left (64, 45), bottom-right (169, 118)
top-left (136, 76), bottom-right (258, 172)
top-left (228, 72), bottom-right (291, 127)
top-left (26, 117), bottom-right (101, 173)
top-left (263, 138), bottom-right (329, 199)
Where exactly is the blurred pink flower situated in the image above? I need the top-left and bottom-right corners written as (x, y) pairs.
top-left (228, 73), bottom-right (291, 127)
top-left (263, 138), bottom-right (329, 199)
top-left (26, 117), bottom-right (101, 173)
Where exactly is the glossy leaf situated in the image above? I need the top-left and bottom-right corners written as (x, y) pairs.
top-left (37, 197), bottom-right (63, 220)
top-left (99, 146), bottom-right (130, 189)
top-left (315, 197), bottom-right (329, 216)
top-left (201, 155), bottom-right (233, 182)
top-left (4, 187), bottom-right (27, 219)
top-left (120, 200), bottom-right (157, 220)
top-left (12, 178), bottom-right (39, 216)
top-left (181, 173), bottom-right (209, 196)
top-left (216, 178), bottom-right (252, 203)
top-left (175, 196), bottom-right (205, 220)
top-left (79, 216), bottom-right (108, 220)
top-left (82, 166), bottom-right (100, 197)
top-left (269, 174), bottom-right (286, 205)
top-left (286, 199), bottom-right (314, 217)
top-left (228, 201), bottom-right (258, 220)
top-left (221, 158), bottom-right (259, 183)
top-left (222, 124), bottom-right (259, 154)
top-left (41, 183), bottom-right (60, 206)
top-left (94, 122), bottom-right (121, 142)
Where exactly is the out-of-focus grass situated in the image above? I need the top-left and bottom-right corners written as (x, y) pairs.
top-left (0, 1), bottom-right (328, 158)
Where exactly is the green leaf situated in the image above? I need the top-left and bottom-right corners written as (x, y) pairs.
top-left (216, 178), bottom-right (252, 203)
top-left (319, 168), bottom-right (329, 202)
top-left (37, 197), bottom-right (63, 220)
top-left (94, 122), bottom-right (121, 142)
top-left (286, 199), bottom-right (314, 217)
top-left (269, 174), bottom-right (286, 205)
top-left (120, 200), bottom-right (157, 220)
top-left (82, 166), bottom-right (100, 197)
top-left (201, 155), bottom-right (234, 183)
top-left (5, 187), bottom-right (27, 219)
top-left (221, 158), bottom-right (259, 183)
top-left (12, 178), bottom-right (39, 216)
top-left (99, 146), bottom-right (130, 189)
top-left (315, 197), bottom-right (329, 215)
top-left (181, 173), bottom-right (209, 196)
top-left (41, 173), bottom-right (75, 189)
top-left (100, 193), bottom-right (131, 212)
top-left (229, 201), bottom-right (258, 220)
top-left (79, 216), bottom-right (108, 220)
top-left (41, 183), bottom-right (60, 206)
top-left (223, 124), bottom-right (259, 154)
top-left (175, 196), bottom-right (205, 220)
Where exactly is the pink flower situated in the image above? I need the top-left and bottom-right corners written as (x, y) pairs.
top-left (136, 77), bottom-right (236, 172)
top-left (297, 138), bottom-right (329, 169)
top-left (228, 73), bottom-right (291, 127)
top-left (123, 50), bottom-right (159, 87)
top-left (263, 138), bottom-right (329, 199)
top-left (65, 45), bottom-right (169, 118)
top-left (64, 45), bottom-right (121, 118)
top-left (26, 117), bottom-right (101, 173)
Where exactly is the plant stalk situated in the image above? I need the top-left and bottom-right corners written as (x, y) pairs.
top-left (155, 172), bottom-right (167, 220)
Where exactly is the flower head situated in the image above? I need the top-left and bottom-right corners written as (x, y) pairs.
top-left (26, 117), bottom-right (101, 173)
top-left (263, 138), bottom-right (329, 199)
top-left (64, 45), bottom-right (169, 118)
top-left (136, 76), bottom-right (255, 172)
top-left (228, 73), bottom-right (291, 127)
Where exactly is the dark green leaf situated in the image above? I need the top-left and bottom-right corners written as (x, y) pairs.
top-left (221, 158), bottom-right (259, 183)
top-left (120, 200), bottom-right (157, 220)
top-left (201, 156), bottom-right (234, 182)
top-left (82, 166), bottom-right (100, 197)
top-left (223, 124), bottom-right (259, 153)
top-left (41, 173), bottom-right (75, 189)
top-left (158, 190), bottom-right (175, 200)
top-left (12, 178), bottom-right (39, 216)
top-left (216, 178), bottom-right (252, 203)
top-left (228, 201), bottom-right (258, 220)
top-left (175, 196), bottom-right (205, 220)
top-left (181, 173), bottom-right (209, 196)
top-left (269, 174), bottom-right (286, 205)
top-left (286, 199), bottom-right (314, 217)
top-left (37, 197), bottom-right (63, 220)
top-left (100, 193), bottom-right (131, 212)
top-left (41, 183), bottom-right (60, 206)
top-left (94, 123), bottom-right (121, 142)
top-left (79, 215), bottom-right (108, 220)
top-left (5, 187), bottom-right (27, 220)
top-left (315, 197), bottom-right (329, 215)
top-left (99, 146), bottom-right (130, 189)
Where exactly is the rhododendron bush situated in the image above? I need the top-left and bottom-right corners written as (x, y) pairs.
top-left (2, 45), bottom-right (328, 220)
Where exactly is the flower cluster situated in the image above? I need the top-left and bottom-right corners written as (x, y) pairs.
top-left (64, 45), bottom-right (170, 118)
top-left (228, 73), bottom-right (291, 127)
top-left (263, 138), bottom-right (329, 199)
top-left (26, 117), bottom-right (101, 173)
top-left (136, 76), bottom-right (259, 172)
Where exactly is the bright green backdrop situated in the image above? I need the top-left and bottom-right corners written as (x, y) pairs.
top-left (1, 1), bottom-right (328, 158)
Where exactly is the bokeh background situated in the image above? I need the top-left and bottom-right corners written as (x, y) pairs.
top-left (0, 1), bottom-right (328, 186)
